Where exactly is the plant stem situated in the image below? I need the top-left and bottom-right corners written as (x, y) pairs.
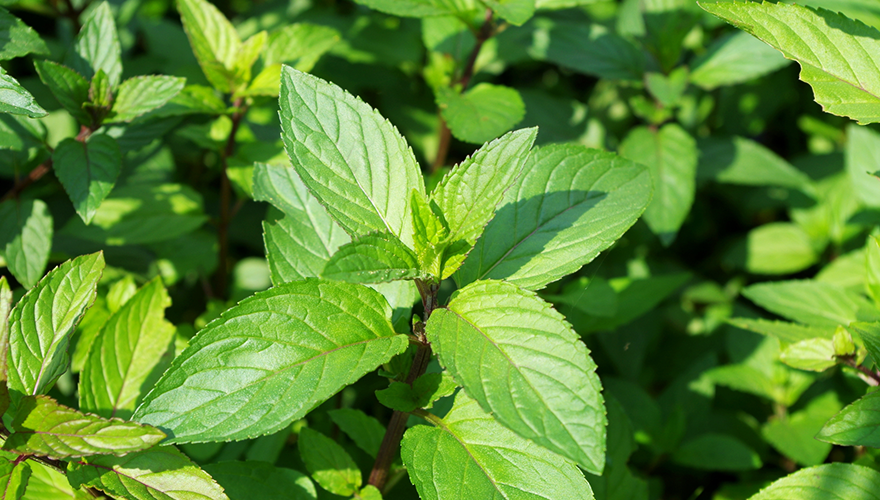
top-left (0, 160), bottom-right (52, 203)
top-left (215, 99), bottom-right (246, 298)
top-left (841, 357), bottom-right (880, 386)
top-left (430, 9), bottom-right (495, 173)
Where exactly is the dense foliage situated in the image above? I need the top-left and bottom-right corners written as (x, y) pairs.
top-left (2, 0), bottom-right (880, 498)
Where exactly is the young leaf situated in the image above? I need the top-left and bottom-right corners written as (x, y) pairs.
top-left (0, 199), bottom-right (52, 289)
top-left (619, 124), bottom-right (697, 246)
top-left (297, 428), bottom-right (361, 497)
top-left (231, 31), bottom-right (266, 89)
top-left (0, 69), bottom-right (46, 118)
top-left (52, 133), bottom-right (123, 224)
top-left (67, 445), bottom-right (230, 500)
top-left (203, 461), bottom-right (317, 500)
top-left (375, 372), bottom-right (458, 412)
top-left (748, 463), bottom-right (880, 500)
top-left (848, 322), bottom-right (880, 369)
top-left (700, 1), bottom-right (880, 124)
top-left (456, 144), bottom-right (652, 291)
top-left (0, 458), bottom-right (30, 500)
top-left (133, 279), bottom-right (408, 443)
top-left (426, 280), bottom-right (606, 474)
top-left (7, 252), bottom-right (103, 408)
top-left (818, 391), bottom-right (880, 447)
top-left (79, 278), bottom-right (175, 420)
top-left (263, 23), bottom-right (339, 71)
top-left (430, 127), bottom-right (537, 278)
top-left (401, 392), bottom-right (594, 500)
top-left (33, 61), bottom-right (90, 125)
top-left (278, 67), bottom-right (425, 248)
top-left (779, 338), bottom-right (836, 372)
top-left (743, 280), bottom-right (877, 328)
top-left (436, 83), bottom-right (525, 144)
top-left (689, 31), bottom-right (790, 90)
top-left (671, 434), bottom-right (761, 471)
top-left (327, 409), bottom-right (385, 458)
top-left (176, 0), bottom-right (242, 93)
top-left (109, 76), bottom-right (186, 123)
top-left (482, 0), bottom-right (535, 26)
top-left (322, 232), bottom-right (422, 283)
top-left (65, 2), bottom-right (122, 88)
top-left (845, 124), bottom-right (880, 207)
top-left (3, 395), bottom-right (165, 459)
top-left (0, 8), bottom-right (49, 60)
top-left (254, 162), bottom-right (351, 284)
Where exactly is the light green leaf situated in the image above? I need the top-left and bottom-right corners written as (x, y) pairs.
top-left (65, 2), bottom-right (122, 88)
top-left (147, 84), bottom-right (226, 118)
top-left (0, 70), bottom-right (46, 118)
top-left (437, 84), bottom-right (525, 145)
top-left (697, 136), bottom-right (813, 191)
top-left (846, 124), bottom-right (880, 206)
top-left (33, 61), bottom-right (90, 125)
top-left (0, 277), bottom-right (10, 417)
top-left (645, 67), bottom-right (689, 108)
top-left (298, 428), bottom-right (361, 497)
top-left (67, 445), bottom-right (230, 500)
top-left (401, 391), bottom-right (594, 500)
top-left (482, 0), bottom-right (535, 25)
top-left (748, 463), bottom-right (880, 500)
top-left (848, 322), bottom-right (880, 369)
top-left (279, 67), bottom-right (425, 248)
top-left (106, 276), bottom-right (137, 313)
top-left (430, 127), bottom-right (537, 278)
top-left (53, 133), bottom-right (122, 224)
top-left (779, 338), bottom-right (836, 371)
top-left (456, 144), bottom-right (652, 291)
top-left (60, 183), bottom-right (207, 245)
top-left (0, 8), bottom-right (48, 60)
top-left (203, 461), bottom-right (317, 500)
top-left (231, 31), bottom-right (266, 90)
top-left (322, 232), bottom-right (422, 283)
top-left (818, 390), bottom-right (880, 447)
top-left (263, 23), bottom-right (340, 70)
top-left (727, 317), bottom-right (834, 345)
top-left (743, 280), bottom-right (878, 328)
top-left (0, 199), bottom-right (52, 289)
top-left (3, 395), bottom-right (164, 459)
top-left (700, 1), bottom-right (880, 124)
top-left (327, 409), bottom-right (385, 458)
top-left (868, 236), bottom-right (880, 306)
top-left (176, 0), bottom-right (241, 92)
top-left (690, 31), bottom-right (790, 89)
top-left (411, 189), bottom-right (447, 277)
top-left (671, 434), bottom-right (761, 471)
top-left (353, 0), bottom-right (475, 17)
top-left (619, 124), bottom-right (696, 246)
top-left (0, 457), bottom-right (29, 500)
top-left (735, 222), bottom-right (819, 275)
top-left (254, 162), bottom-right (351, 284)
top-left (426, 280), bottom-right (605, 473)
top-left (375, 372), bottom-right (458, 412)
top-left (110, 76), bottom-right (186, 123)
top-left (22, 460), bottom-right (87, 499)
top-left (761, 391), bottom-right (839, 466)
top-left (133, 279), bottom-right (407, 443)
top-left (79, 278), bottom-right (175, 420)
top-left (6, 253), bottom-right (102, 409)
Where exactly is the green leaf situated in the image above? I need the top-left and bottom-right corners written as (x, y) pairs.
top-left (697, 136), bottom-right (814, 191)
top-left (436, 84), bottom-right (525, 145)
top-left (748, 463), bottom-right (880, 500)
top-left (263, 23), bottom-right (340, 71)
top-left (327, 409), bottom-right (385, 458)
top-left (743, 280), bottom-right (878, 328)
top-left (619, 124), bottom-right (697, 246)
top-left (0, 70), bottom-right (46, 118)
top-left (3, 396), bottom-right (164, 459)
top-left (0, 277), bottom-right (10, 416)
top-left (353, 0), bottom-right (475, 18)
top-left (846, 124), bottom-right (880, 207)
top-left (482, 0), bottom-right (535, 25)
top-left (87, 69), bottom-right (111, 110)
top-left (176, 0), bottom-right (240, 93)
top-left (848, 322), bottom-right (880, 369)
top-left (297, 428), bottom-right (361, 497)
top-left (779, 338), bottom-right (836, 371)
top-left (203, 461), bottom-right (317, 500)
top-left (146, 84), bottom-right (226, 118)
top-left (0, 8), bottom-right (48, 60)
top-left (231, 31), bottom-right (266, 91)
top-left (735, 222), bottom-right (819, 275)
top-left (426, 280), bottom-right (606, 473)
top-left (0, 457), bottom-right (30, 500)
top-left (322, 232), bottom-right (422, 283)
top-left (375, 372), bottom-right (458, 412)
top-left (700, 1), bottom-right (880, 124)
top-left (52, 133), bottom-right (122, 224)
top-left (430, 127), bottom-right (537, 278)
top-left (818, 390), bottom-right (880, 447)
top-left (6, 252), bottom-right (103, 408)
top-left (868, 238), bottom-right (880, 306)
top-left (690, 31), bottom-right (790, 89)
top-left (254, 163), bottom-right (351, 284)
top-left (65, 2), bottom-right (122, 88)
top-left (671, 434), bottom-right (761, 471)
top-left (79, 278), bottom-right (175, 420)
top-left (401, 391), bottom-right (594, 500)
top-left (67, 445), bottom-right (230, 500)
top-left (456, 144), bottom-right (652, 291)
top-left (109, 76), bottom-right (186, 123)
top-left (410, 189), bottom-right (447, 277)
top-left (133, 279), bottom-right (407, 443)
top-left (279, 67), bottom-right (425, 248)
top-left (23, 460), bottom-right (87, 499)
top-left (763, 391), bottom-right (840, 466)
top-left (33, 61), bottom-right (90, 125)
top-left (645, 67), bottom-right (689, 108)
top-left (59, 183), bottom-right (207, 245)
top-left (0, 199), bottom-right (52, 289)
top-left (727, 318), bottom-right (834, 345)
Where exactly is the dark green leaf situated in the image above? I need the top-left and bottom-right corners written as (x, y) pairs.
top-left (65, 2), bottom-right (122, 88)
top-left (52, 133), bottom-right (122, 224)
top-left (764, 391), bottom-right (839, 466)
top-left (849, 322), bottom-right (880, 369)
top-left (0, 277), bottom-right (10, 416)
top-left (33, 61), bottom-right (90, 125)
top-left (671, 434), bottom-right (761, 471)
top-left (327, 409), bottom-right (385, 458)
top-left (0, 199), bottom-right (52, 289)
top-left (297, 428), bottom-right (360, 497)
top-left (203, 461), bottom-right (317, 500)
top-left (322, 232), bottom-right (422, 283)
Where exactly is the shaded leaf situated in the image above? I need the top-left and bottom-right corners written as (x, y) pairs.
top-left (297, 428), bottom-right (360, 497)
top-left (763, 391), bottom-right (840, 466)
top-left (727, 318), bottom-right (834, 345)
top-left (0, 199), bottom-right (52, 289)
top-left (697, 136), bottom-right (813, 191)
top-left (375, 372), bottom-right (458, 412)
top-left (52, 133), bottom-right (122, 224)
top-left (203, 461), bottom-right (317, 500)
top-left (327, 409), bottom-right (385, 458)
top-left (845, 124), bottom-right (880, 207)
top-left (743, 280), bottom-right (879, 328)
top-left (33, 61), bottom-right (90, 125)
top-left (672, 434), bottom-right (761, 471)
top-left (690, 31), bottom-right (790, 89)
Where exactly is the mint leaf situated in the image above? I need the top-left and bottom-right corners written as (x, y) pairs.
top-left (0, 199), bottom-right (52, 289)
top-left (818, 391), bottom-right (880, 447)
top-left (401, 392), bottom-right (594, 500)
top-left (327, 409), bottom-right (385, 458)
top-left (298, 428), bottom-right (361, 497)
top-left (203, 461), bottom-right (317, 500)
top-left (375, 372), bottom-right (457, 412)
top-left (7, 252), bottom-right (103, 408)
top-left (52, 133), bottom-right (122, 224)
top-left (279, 67), bottom-right (425, 248)
top-left (426, 280), bottom-right (606, 473)
top-left (779, 338), bottom-right (836, 372)
top-left (3, 395), bottom-right (164, 459)
top-left (846, 124), bottom-right (880, 207)
top-left (263, 24), bottom-right (340, 70)
top-left (698, 136), bottom-right (813, 191)
top-left (323, 232), bottom-right (422, 283)
top-left (764, 391), bottom-right (840, 466)
top-left (65, 2), bottom-right (122, 88)
top-left (456, 144), bottom-right (652, 291)
top-left (33, 61), bottom-right (90, 125)
top-left (110, 76), bottom-right (186, 123)
top-left (133, 279), bottom-right (407, 443)
top-left (0, 458), bottom-right (29, 500)
top-left (176, 0), bottom-right (241, 93)
top-left (743, 280), bottom-right (876, 328)
top-left (0, 69), bottom-right (46, 118)
top-left (482, 0), bottom-right (534, 26)
top-left (67, 445), bottom-right (229, 500)
top-left (671, 434), bottom-right (761, 471)
top-left (848, 322), bottom-right (880, 369)
top-left (353, 0), bottom-right (473, 17)
top-left (147, 84), bottom-right (226, 118)
top-left (690, 31), bottom-right (790, 90)
top-left (727, 318), bottom-right (834, 345)
top-left (736, 222), bottom-right (818, 275)
top-left (0, 8), bottom-right (48, 60)
top-left (437, 84), bottom-right (525, 145)
top-left (748, 463), bottom-right (880, 500)
top-left (231, 31), bottom-right (266, 90)
top-left (619, 124), bottom-right (697, 246)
